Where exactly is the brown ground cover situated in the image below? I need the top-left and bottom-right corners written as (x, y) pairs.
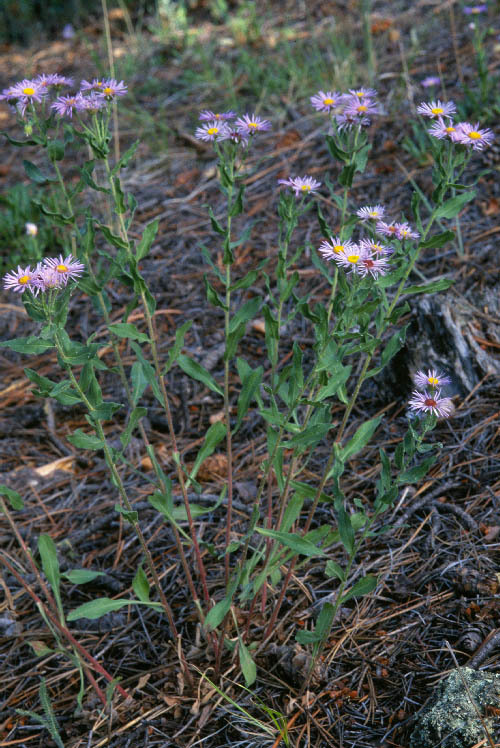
top-left (0, 2), bottom-right (499, 746)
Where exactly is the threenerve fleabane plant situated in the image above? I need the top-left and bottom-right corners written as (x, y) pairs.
top-left (0, 74), bottom-right (494, 698)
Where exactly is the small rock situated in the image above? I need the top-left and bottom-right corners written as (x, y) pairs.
top-left (410, 667), bottom-right (500, 748)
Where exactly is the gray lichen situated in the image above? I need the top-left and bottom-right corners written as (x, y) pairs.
top-left (410, 667), bottom-right (500, 748)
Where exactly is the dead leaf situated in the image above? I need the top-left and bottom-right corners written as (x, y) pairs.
top-left (196, 453), bottom-right (228, 481)
top-left (209, 411), bottom-right (225, 425)
top-left (35, 456), bottom-right (74, 477)
top-left (252, 318), bottom-right (266, 335)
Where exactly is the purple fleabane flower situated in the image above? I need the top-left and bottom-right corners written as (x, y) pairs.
top-left (96, 79), bottom-right (128, 99)
top-left (235, 113), bottom-right (271, 135)
top-left (80, 93), bottom-right (106, 113)
top-left (454, 121), bottom-right (494, 150)
top-left (43, 254), bottom-right (85, 285)
top-left (357, 254), bottom-right (390, 279)
top-left (359, 238), bottom-right (393, 256)
top-left (35, 73), bottom-right (74, 89)
top-left (343, 97), bottom-right (379, 117)
top-left (417, 99), bottom-right (456, 119)
top-left (318, 237), bottom-right (357, 261)
top-left (414, 369), bottom-right (451, 390)
top-left (408, 389), bottom-right (453, 418)
top-left (195, 121), bottom-right (231, 142)
top-left (51, 93), bottom-right (86, 117)
top-left (347, 87), bottom-right (378, 100)
top-left (463, 4), bottom-right (488, 13)
top-left (394, 222), bottom-right (420, 240)
top-left (375, 220), bottom-right (400, 239)
top-left (32, 265), bottom-right (65, 291)
top-left (310, 90), bottom-right (343, 112)
top-left (3, 264), bottom-right (38, 294)
top-left (5, 79), bottom-right (46, 115)
top-left (278, 175), bottom-right (321, 197)
top-left (356, 204), bottom-right (385, 221)
top-left (421, 76), bottom-right (441, 88)
top-left (332, 245), bottom-right (366, 273)
top-left (336, 112), bottom-right (370, 130)
top-left (428, 117), bottom-right (460, 141)
top-left (199, 110), bottom-right (236, 121)
top-left (80, 78), bottom-right (106, 92)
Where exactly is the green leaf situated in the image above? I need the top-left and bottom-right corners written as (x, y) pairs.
top-left (121, 407), bottom-right (147, 448)
top-left (136, 219), bottom-right (159, 261)
top-left (132, 566), bottom-right (150, 602)
top-left (66, 429), bottom-right (104, 451)
top-left (255, 528), bottom-right (326, 557)
top-left (366, 327), bottom-right (408, 379)
top-left (67, 598), bottom-right (133, 620)
top-left (79, 160), bottom-right (110, 193)
top-left (111, 139), bottom-right (139, 175)
top-left (283, 423), bottom-right (332, 452)
top-left (325, 135), bottom-right (350, 163)
top-left (234, 359), bottom-right (263, 433)
top-left (404, 278), bottom-right (453, 295)
top-left (163, 320), bottom-right (193, 375)
top-left (336, 502), bottom-right (355, 555)
top-left (341, 574), bottom-right (377, 603)
top-left (419, 230), bottom-right (455, 250)
top-left (0, 484), bottom-right (24, 510)
top-left (338, 163), bottom-right (356, 187)
top-left (341, 416), bottom-right (381, 461)
top-left (0, 337), bottom-right (53, 355)
top-left (131, 361), bottom-right (149, 406)
top-left (187, 421), bottom-right (226, 487)
top-left (325, 560), bottom-right (345, 581)
top-left (397, 455), bottom-right (436, 483)
top-left (228, 186), bottom-right (244, 217)
top-left (112, 177), bottom-right (126, 214)
top-left (62, 569), bottom-right (106, 584)
top-left (203, 275), bottom-right (228, 310)
top-left (38, 535), bottom-right (61, 608)
top-left (207, 205), bottom-right (225, 234)
top-left (114, 503), bottom-right (138, 524)
top-left (225, 297), bottom-right (262, 360)
top-left (434, 190), bottom-right (475, 219)
top-left (177, 354), bottom-right (223, 396)
top-left (108, 322), bottom-right (150, 343)
top-left (23, 159), bottom-right (57, 184)
top-left (239, 640), bottom-right (257, 686)
top-left (204, 595), bottom-right (233, 631)
top-left (98, 223), bottom-right (129, 249)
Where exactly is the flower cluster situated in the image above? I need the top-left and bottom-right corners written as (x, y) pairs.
top-left (0, 74), bottom-right (127, 118)
top-left (318, 203), bottom-right (422, 278)
top-left (417, 99), bottom-right (494, 151)
top-left (408, 368), bottom-right (453, 418)
top-left (195, 110), bottom-right (271, 145)
top-left (310, 87), bottom-right (380, 129)
top-left (3, 254), bottom-right (85, 295)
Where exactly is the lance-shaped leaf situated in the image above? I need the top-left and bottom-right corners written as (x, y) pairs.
top-left (0, 484), bottom-right (24, 510)
top-left (177, 354), bottom-right (223, 396)
top-left (136, 219), bottom-right (159, 261)
top-left (186, 421), bottom-right (226, 488)
top-left (434, 190), bottom-right (475, 219)
top-left (255, 528), bottom-right (326, 557)
top-left (108, 322), bottom-right (150, 344)
top-left (340, 416), bottom-right (381, 461)
top-left (67, 597), bottom-right (162, 620)
top-left (341, 574), bottom-right (377, 603)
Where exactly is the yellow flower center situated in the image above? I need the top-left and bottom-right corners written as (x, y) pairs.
top-left (56, 264), bottom-right (68, 273)
top-left (334, 244), bottom-right (344, 253)
top-left (323, 98), bottom-right (334, 105)
top-left (347, 254), bottom-right (360, 263)
top-left (103, 87), bottom-right (113, 95)
top-left (248, 122), bottom-right (258, 129)
top-left (358, 104), bottom-right (367, 112)
top-left (428, 376), bottom-right (439, 386)
top-left (388, 226), bottom-right (397, 233)
top-left (372, 244), bottom-right (383, 252)
top-left (23, 87), bottom-right (35, 96)
top-left (19, 275), bottom-right (31, 284)
top-left (207, 127), bottom-right (219, 135)
top-left (95, 81), bottom-right (103, 86)
top-left (369, 211), bottom-right (378, 217)
top-left (431, 106), bottom-right (444, 114)
top-left (214, 113), bottom-right (221, 119)
top-left (446, 126), bottom-right (455, 133)
top-left (301, 184), bottom-right (311, 191)
top-left (355, 91), bottom-right (364, 98)
top-left (468, 131), bottom-right (482, 140)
